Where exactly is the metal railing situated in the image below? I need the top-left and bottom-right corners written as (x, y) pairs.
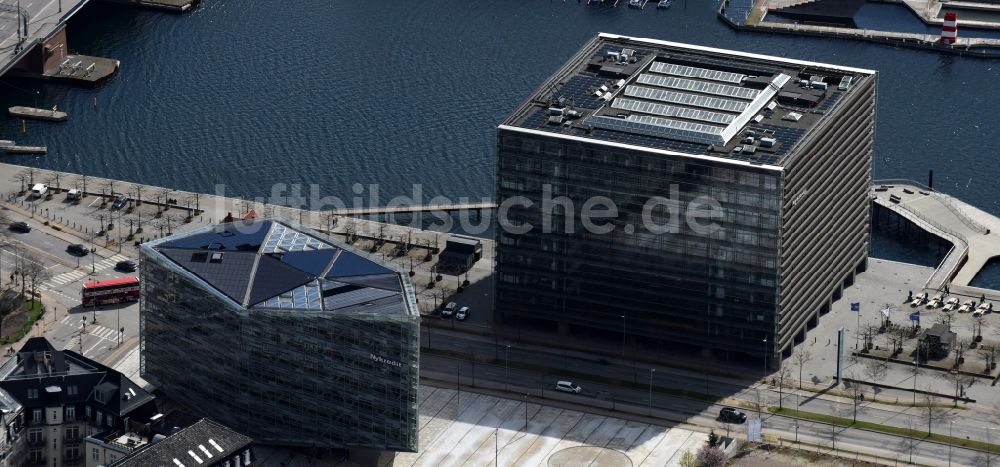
top-left (873, 179), bottom-right (989, 235)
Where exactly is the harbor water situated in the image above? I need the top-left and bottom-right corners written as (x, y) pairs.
top-left (0, 0), bottom-right (998, 274)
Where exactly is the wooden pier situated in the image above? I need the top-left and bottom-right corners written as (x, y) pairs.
top-left (871, 180), bottom-right (1000, 297)
top-left (8, 106), bottom-right (68, 122)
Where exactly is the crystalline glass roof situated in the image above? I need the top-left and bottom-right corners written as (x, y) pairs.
top-left (151, 219), bottom-right (410, 315)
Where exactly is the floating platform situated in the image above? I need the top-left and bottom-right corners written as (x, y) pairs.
top-left (8, 106), bottom-right (67, 122)
top-left (6, 146), bottom-right (47, 155)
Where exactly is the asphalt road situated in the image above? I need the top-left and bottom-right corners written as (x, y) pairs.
top-left (424, 328), bottom-right (997, 466)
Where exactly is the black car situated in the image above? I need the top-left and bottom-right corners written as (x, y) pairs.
top-left (67, 244), bottom-right (89, 257)
top-left (115, 260), bottom-right (137, 272)
top-left (9, 222), bottom-right (30, 233)
top-left (718, 407), bottom-right (747, 424)
top-left (112, 195), bottom-right (128, 210)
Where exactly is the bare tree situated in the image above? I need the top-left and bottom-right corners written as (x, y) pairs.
top-left (864, 357), bottom-right (888, 389)
top-left (11, 247), bottom-right (29, 299)
top-left (777, 363), bottom-right (791, 409)
top-left (12, 169), bottom-right (31, 194)
top-left (946, 372), bottom-right (976, 405)
top-left (344, 220), bottom-right (357, 244)
top-left (155, 187), bottom-right (173, 211)
top-left (22, 256), bottom-right (48, 307)
top-left (860, 323), bottom-right (879, 351)
top-left (954, 339), bottom-right (969, 368)
top-left (845, 372), bottom-right (866, 422)
top-left (75, 174), bottom-right (88, 196)
top-left (922, 387), bottom-right (950, 435)
top-left (129, 183), bottom-right (145, 206)
top-left (981, 345), bottom-right (998, 373)
top-left (43, 172), bottom-right (59, 193)
top-left (971, 315), bottom-right (985, 343)
top-left (322, 211), bottom-right (338, 232)
top-left (99, 179), bottom-right (115, 198)
top-left (889, 326), bottom-right (909, 355)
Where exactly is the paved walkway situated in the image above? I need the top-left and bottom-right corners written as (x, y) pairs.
top-left (872, 182), bottom-right (1000, 295)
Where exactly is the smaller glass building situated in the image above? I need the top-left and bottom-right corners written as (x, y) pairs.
top-left (139, 219), bottom-right (419, 452)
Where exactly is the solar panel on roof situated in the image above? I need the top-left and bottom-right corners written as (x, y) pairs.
top-left (326, 252), bottom-right (393, 279)
top-left (637, 74), bottom-right (758, 100)
top-left (612, 98), bottom-right (735, 125)
top-left (586, 115), bottom-right (725, 145)
top-left (274, 249), bottom-right (339, 276)
top-left (624, 85), bottom-right (747, 112)
top-left (649, 62), bottom-right (746, 84)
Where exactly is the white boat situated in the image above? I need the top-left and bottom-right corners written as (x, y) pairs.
top-left (658, 0), bottom-right (672, 9)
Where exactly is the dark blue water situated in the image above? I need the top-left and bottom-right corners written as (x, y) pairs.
top-left (2, 1), bottom-right (999, 216)
top-left (971, 258), bottom-right (1000, 289)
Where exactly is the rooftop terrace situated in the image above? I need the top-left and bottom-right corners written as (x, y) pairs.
top-left (504, 33), bottom-right (875, 166)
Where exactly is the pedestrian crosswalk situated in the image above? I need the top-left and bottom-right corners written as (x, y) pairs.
top-left (44, 254), bottom-right (131, 288)
top-left (59, 315), bottom-right (121, 341)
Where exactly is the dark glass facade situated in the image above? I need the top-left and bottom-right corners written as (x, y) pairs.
top-left (139, 221), bottom-right (420, 452)
top-left (495, 35), bottom-right (875, 364)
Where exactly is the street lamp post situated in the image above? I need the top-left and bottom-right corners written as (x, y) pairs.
top-left (648, 368), bottom-right (655, 415)
top-left (762, 337), bottom-right (768, 381)
top-left (913, 360), bottom-right (919, 405)
top-left (621, 314), bottom-right (626, 357)
top-left (505, 345), bottom-right (510, 392)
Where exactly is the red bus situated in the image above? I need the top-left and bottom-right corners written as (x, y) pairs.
top-left (82, 277), bottom-right (140, 307)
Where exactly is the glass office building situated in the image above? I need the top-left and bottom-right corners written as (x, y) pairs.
top-left (140, 219), bottom-right (419, 452)
top-left (495, 34), bottom-right (876, 365)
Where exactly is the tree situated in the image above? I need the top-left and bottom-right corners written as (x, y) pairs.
top-left (971, 315), bottom-right (985, 343)
top-left (981, 346), bottom-right (998, 372)
top-left (776, 363), bottom-right (791, 409)
top-left (889, 326), bottom-right (909, 354)
top-left (344, 220), bottom-right (357, 244)
top-left (946, 372), bottom-right (976, 405)
top-left (99, 179), bottom-right (115, 197)
top-left (706, 429), bottom-right (718, 447)
top-left (845, 372), bottom-right (866, 422)
top-left (860, 323), bottom-right (879, 351)
top-left (129, 183), bottom-right (145, 206)
top-left (954, 339), bottom-right (969, 368)
top-left (864, 358), bottom-right (888, 387)
top-left (696, 444), bottom-right (726, 467)
top-left (11, 169), bottom-right (30, 194)
top-left (75, 174), bottom-right (89, 196)
top-left (922, 387), bottom-right (949, 435)
top-left (678, 450), bottom-right (697, 467)
top-left (22, 256), bottom-right (48, 307)
top-left (792, 349), bottom-right (812, 390)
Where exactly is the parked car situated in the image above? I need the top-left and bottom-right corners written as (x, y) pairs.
top-left (67, 244), bottom-right (89, 257)
top-left (9, 222), bottom-right (30, 233)
top-left (959, 299), bottom-right (976, 313)
top-left (115, 260), bottom-right (137, 272)
top-left (66, 189), bottom-right (81, 200)
top-left (441, 302), bottom-right (457, 318)
top-left (718, 407), bottom-right (747, 424)
top-left (910, 292), bottom-right (927, 307)
top-left (554, 381), bottom-right (581, 394)
top-left (943, 297), bottom-right (961, 312)
top-left (456, 306), bottom-right (470, 321)
top-left (112, 195), bottom-right (128, 210)
top-left (927, 294), bottom-right (944, 309)
top-left (974, 302), bottom-right (993, 317)
top-left (29, 183), bottom-right (47, 198)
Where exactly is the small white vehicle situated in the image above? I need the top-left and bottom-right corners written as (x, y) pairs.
top-left (959, 300), bottom-right (976, 313)
top-left (910, 292), bottom-right (928, 307)
top-left (29, 183), bottom-right (47, 198)
top-left (975, 302), bottom-right (993, 317)
top-left (66, 189), bottom-right (80, 200)
top-left (927, 294), bottom-right (944, 309)
top-left (456, 306), bottom-right (470, 321)
top-left (555, 381), bottom-right (581, 394)
top-left (943, 297), bottom-right (961, 312)
top-left (441, 302), bottom-right (457, 318)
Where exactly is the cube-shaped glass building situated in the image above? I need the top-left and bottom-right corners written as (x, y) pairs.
top-left (495, 33), bottom-right (876, 366)
top-left (139, 219), bottom-right (419, 452)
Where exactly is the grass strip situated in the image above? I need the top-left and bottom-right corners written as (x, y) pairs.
top-left (770, 406), bottom-right (1000, 452)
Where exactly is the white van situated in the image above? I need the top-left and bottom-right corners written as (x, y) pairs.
top-left (66, 189), bottom-right (81, 200)
top-left (30, 183), bottom-right (47, 198)
top-left (555, 381), bottom-right (581, 394)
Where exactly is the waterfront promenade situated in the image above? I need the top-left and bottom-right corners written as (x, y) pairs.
top-left (872, 180), bottom-right (1000, 299)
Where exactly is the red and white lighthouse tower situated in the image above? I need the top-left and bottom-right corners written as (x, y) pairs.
top-left (941, 12), bottom-right (958, 44)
